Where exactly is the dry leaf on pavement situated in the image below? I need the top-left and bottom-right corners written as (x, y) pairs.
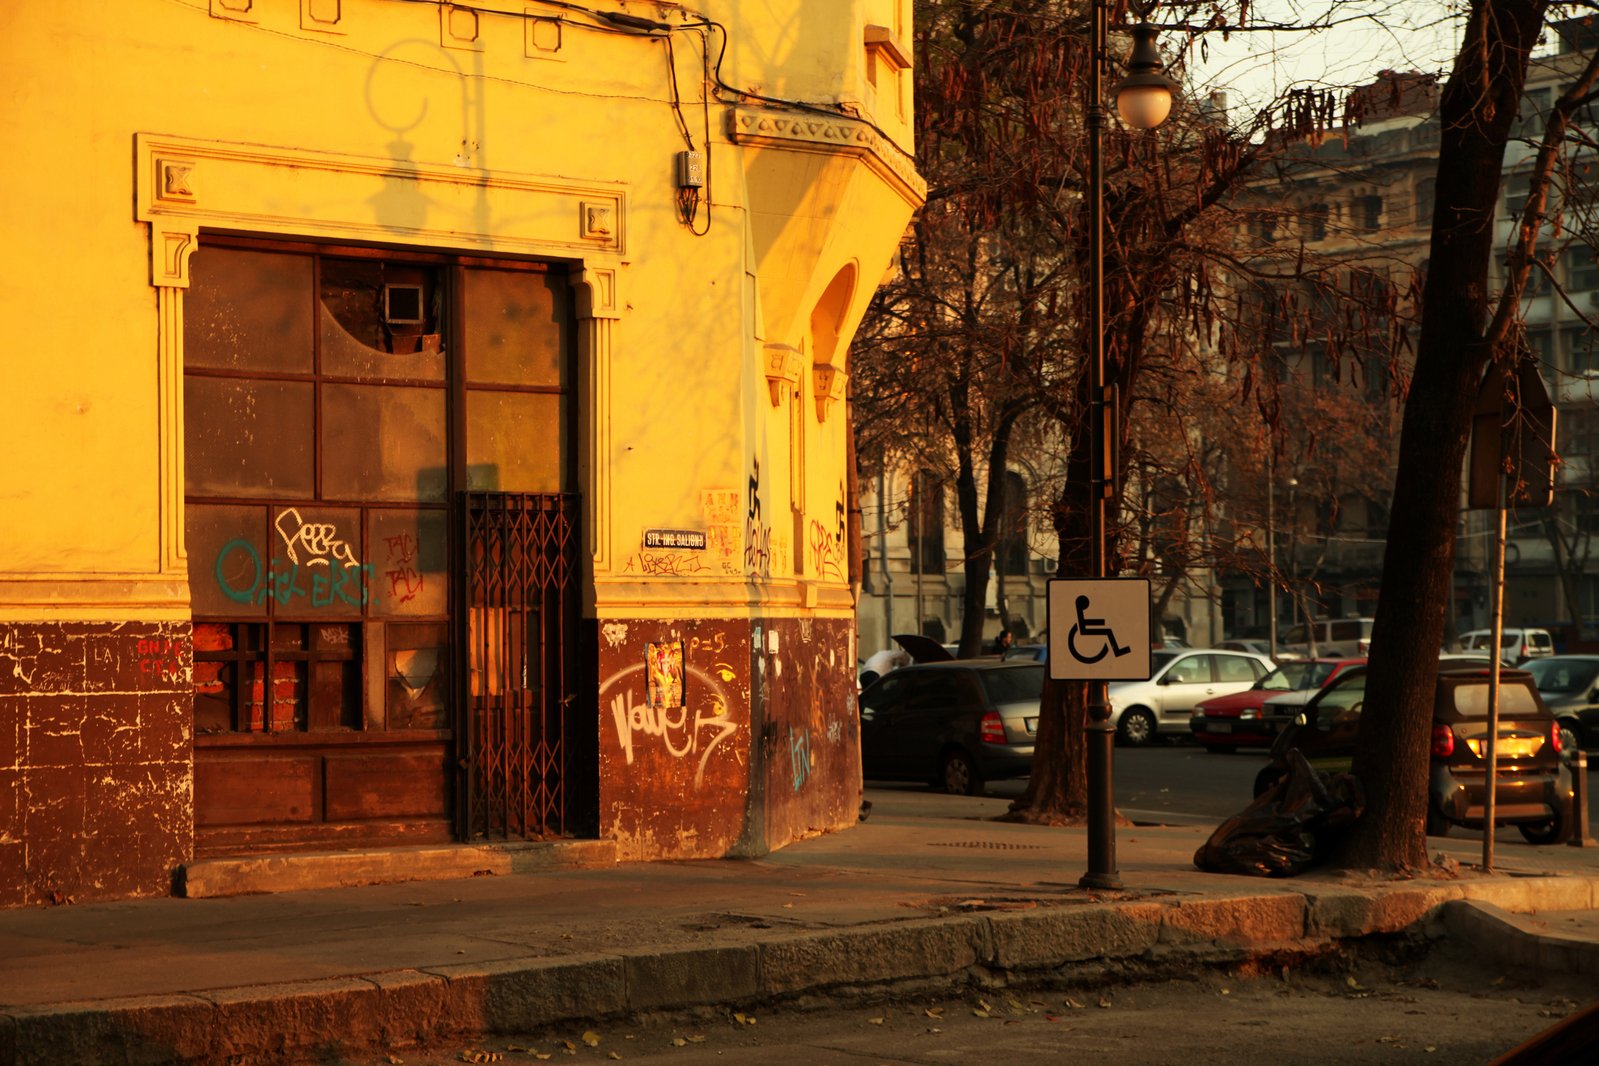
top-left (581, 1031), bottom-right (601, 1048)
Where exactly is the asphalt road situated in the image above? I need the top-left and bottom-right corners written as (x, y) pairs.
top-left (869, 742), bottom-right (1265, 822)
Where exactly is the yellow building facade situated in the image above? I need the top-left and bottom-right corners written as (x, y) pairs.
top-left (0, 0), bottom-right (922, 905)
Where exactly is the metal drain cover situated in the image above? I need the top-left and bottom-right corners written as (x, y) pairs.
top-left (929, 840), bottom-right (1045, 850)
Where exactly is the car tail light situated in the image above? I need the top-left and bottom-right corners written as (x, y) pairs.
top-left (1551, 721), bottom-right (1564, 754)
top-left (1431, 724), bottom-right (1454, 758)
top-left (980, 711), bottom-right (1007, 745)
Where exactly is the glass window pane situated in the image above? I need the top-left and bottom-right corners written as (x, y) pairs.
top-left (463, 268), bottom-right (568, 387)
top-left (322, 383), bottom-right (447, 501)
top-left (267, 505), bottom-right (369, 616)
top-left (388, 622), bottom-right (449, 730)
top-left (369, 509), bottom-right (449, 617)
top-left (185, 247), bottom-right (313, 373)
top-left (188, 504), bottom-right (270, 616)
top-left (319, 259), bottom-right (444, 381)
top-left (185, 377), bottom-right (315, 497)
top-left (466, 391), bottom-right (566, 492)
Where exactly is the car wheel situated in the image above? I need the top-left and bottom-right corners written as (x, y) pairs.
top-left (1252, 766), bottom-right (1283, 798)
top-left (1203, 744), bottom-right (1237, 755)
top-left (1518, 811), bottom-right (1571, 846)
top-left (1558, 717), bottom-right (1582, 754)
top-left (1116, 707), bottom-right (1157, 747)
top-left (940, 749), bottom-right (983, 796)
top-left (1426, 807), bottom-right (1451, 838)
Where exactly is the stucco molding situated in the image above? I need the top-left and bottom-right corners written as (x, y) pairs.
top-left (727, 108), bottom-right (927, 207)
top-left (134, 133), bottom-right (629, 269)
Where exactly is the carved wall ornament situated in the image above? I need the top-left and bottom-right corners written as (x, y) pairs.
top-left (812, 363), bottom-right (847, 422)
top-left (441, 4), bottom-right (483, 50)
top-left (582, 202), bottom-right (615, 240)
top-left (158, 160), bottom-right (196, 203)
top-left (209, 0), bottom-right (257, 21)
top-left (763, 344), bottom-right (803, 407)
top-left (301, 0), bottom-right (344, 33)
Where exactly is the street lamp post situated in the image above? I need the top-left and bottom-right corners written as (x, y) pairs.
top-left (1081, 1), bottom-right (1175, 892)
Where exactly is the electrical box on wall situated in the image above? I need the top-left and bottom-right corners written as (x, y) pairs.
top-left (676, 150), bottom-right (705, 189)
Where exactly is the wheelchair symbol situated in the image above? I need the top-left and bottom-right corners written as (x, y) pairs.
top-left (1067, 594), bottom-right (1132, 665)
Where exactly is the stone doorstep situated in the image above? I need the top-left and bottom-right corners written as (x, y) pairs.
top-left (178, 840), bottom-right (620, 898)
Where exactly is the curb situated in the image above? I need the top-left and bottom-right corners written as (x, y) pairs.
top-left (5, 879), bottom-right (1598, 1065)
top-left (1442, 900), bottom-right (1599, 975)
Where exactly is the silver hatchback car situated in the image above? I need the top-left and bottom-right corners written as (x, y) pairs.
top-left (1108, 648), bottom-right (1275, 746)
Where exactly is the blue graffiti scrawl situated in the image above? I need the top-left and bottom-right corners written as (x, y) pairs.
top-left (789, 726), bottom-right (812, 792)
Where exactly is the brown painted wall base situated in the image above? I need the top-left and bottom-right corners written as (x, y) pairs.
top-left (595, 615), bottom-right (860, 862)
top-left (0, 622), bottom-right (193, 907)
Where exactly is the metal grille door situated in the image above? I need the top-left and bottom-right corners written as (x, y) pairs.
top-left (461, 492), bottom-right (579, 841)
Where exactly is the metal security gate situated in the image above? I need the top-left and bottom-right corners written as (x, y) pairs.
top-left (460, 492), bottom-right (580, 841)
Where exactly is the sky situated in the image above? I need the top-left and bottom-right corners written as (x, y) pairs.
top-left (1182, 1), bottom-right (1466, 114)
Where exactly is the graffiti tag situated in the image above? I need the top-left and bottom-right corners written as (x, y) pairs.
top-left (215, 539), bottom-right (372, 608)
top-left (383, 533), bottom-right (425, 603)
top-left (789, 726), bottom-right (812, 792)
top-left (608, 688), bottom-right (738, 787)
top-left (275, 508), bottom-right (359, 567)
top-left (622, 551), bottom-right (710, 577)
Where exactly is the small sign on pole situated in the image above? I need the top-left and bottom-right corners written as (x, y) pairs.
top-left (1046, 578), bottom-right (1153, 681)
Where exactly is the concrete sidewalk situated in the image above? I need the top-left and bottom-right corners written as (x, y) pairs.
top-left (2, 794), bottom-right (1597, 1065)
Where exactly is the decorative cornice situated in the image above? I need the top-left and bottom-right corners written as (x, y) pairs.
top-left (728, 108), bottom-right (926, 207)
top-left (133, 133), bottom-right (628, 275)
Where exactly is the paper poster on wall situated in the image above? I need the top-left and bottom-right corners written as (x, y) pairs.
top-left (646, 640), bottom-right (685, 709)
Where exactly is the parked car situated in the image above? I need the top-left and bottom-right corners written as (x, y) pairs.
top-left (1107, 649), bottom-right (1275, 747)
top-left (1255, 664), bottom-right (1574, 844)
top-left (1280, 617), bottom-right (1375, 658)
top-left (1522, 654), bottom-right (1599, 752)
top-left (858, 661), bottom-right (1042, 795)
top-left (1189, 657), bottom-right (1364, 753)
top-left (1002, 644), bottom-right (1049, 664)
top-left (1459, 627), bottom-right (1555, 664)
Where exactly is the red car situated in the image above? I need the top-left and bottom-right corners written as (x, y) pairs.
top-left (1188, 657), bottom-right (1365, 753)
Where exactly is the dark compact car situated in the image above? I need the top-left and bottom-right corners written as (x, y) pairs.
top-left (1254, 665), bottom-right (1574, 844)
top-left (859, 661), bottom-right (1042, 795)
top-left (1522, 655), bottom-right (1599, 752)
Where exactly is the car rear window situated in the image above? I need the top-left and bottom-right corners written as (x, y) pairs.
top-left (981, 666), bottom-right (1044, 704)
top-left (1452, 682), bottom-right (1541, 718)
top-left (1262, 660), bottom-right (1333, 691)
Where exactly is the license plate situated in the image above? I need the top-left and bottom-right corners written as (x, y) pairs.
top-left (1209, 721), bottom-right (1232, 733)
top-left (1025, 717), bottom-right (1038, 733)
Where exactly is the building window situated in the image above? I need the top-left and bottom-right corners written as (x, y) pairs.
top-left (1506, 171), bottom-right (1532, 217)
top-left (1353, 194), bottom-right (1382, 233)
top-left (998, 471), bottom-right (1029, 574)
top-left (1566, 245), bottom-right (1599, 291)
top-left (907, 471), bottom-right (945, 574)
top-left (185, 243), bottom-right (570, 736)
top-left (1563, 324), bottom-right (1599, 374)
top-left (1414, 177), bottom-right (1435, 227)
top-left (1303, 203), bottom-right (1329, 242)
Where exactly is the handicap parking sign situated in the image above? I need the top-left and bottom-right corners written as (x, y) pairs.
top-left (1046, 578), bottom-right (1152, 681)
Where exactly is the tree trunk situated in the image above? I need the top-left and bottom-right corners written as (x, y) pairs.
top-left (1339, 0), bottom-right (1548, 872)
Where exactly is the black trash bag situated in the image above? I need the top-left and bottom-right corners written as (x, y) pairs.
top-left (1193, 749), bottom-right (1366, 877)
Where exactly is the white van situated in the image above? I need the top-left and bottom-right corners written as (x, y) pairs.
top-left (1460, 628), bottom-right (1554, 664)
top-left (1281, 617), bottom-right (1375, 658)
